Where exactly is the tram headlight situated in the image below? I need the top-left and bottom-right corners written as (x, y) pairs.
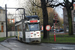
top-left (31, 33), bottom-right (33, 34)
top-left (38, 35), bottom-right (39, 36)
top-left (37, 32), bottom-right (39, 34)
top-left (31, 36), bottom-right (33, 37)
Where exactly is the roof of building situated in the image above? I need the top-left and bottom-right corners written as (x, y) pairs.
top-left (0, 6), bottom-right (4, 10)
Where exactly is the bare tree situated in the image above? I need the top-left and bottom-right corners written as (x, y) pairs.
top-left (18, 0), bottom-right (65, 39)
top-left (33, 0), bottom-right (74, 39)
top-left (46, 0), bottom-right (74, 35)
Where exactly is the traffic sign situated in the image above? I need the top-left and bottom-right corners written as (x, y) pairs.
top-left (46, 25), bottom-right (51, 31)
top-left (53, 19), bottom-right (59, 23)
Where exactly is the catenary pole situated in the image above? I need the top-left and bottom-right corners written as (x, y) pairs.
top-left (5, 4), bottom-right (8, 38)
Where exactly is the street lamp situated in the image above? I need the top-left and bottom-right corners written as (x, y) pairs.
top-left (5, 4), bottom-right (8, 38)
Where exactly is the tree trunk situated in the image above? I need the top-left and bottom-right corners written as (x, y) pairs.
top-left (67, 9), bottom-right (73, 35)
top-left (41, 0), bottom-right (48, 39)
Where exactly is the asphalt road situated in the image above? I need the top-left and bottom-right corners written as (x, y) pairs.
top-left (0, 37), bottom-right (75, 50)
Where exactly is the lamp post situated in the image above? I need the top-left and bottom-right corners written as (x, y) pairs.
top-left (5, 4), bottom-right (8, 38)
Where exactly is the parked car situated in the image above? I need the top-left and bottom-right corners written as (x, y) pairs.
top-left (59, 28), bottom-right (64, 32)
top-left (56, 28), bottom-right (64, 32)
top-left (56, 29), bottom-right (59, 32)
top-left (50, 29), bottom-right (56, 32)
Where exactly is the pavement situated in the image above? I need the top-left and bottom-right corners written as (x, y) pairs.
top-left (0, 37), bottom-right (75, 50)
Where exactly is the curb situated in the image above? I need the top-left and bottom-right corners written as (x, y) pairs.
top-left (42, 42), bottom-right (75, 45)
top-left (0, 37), bottom-right (15, 43)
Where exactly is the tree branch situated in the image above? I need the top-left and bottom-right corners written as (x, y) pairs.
top-left (70, 0), bottom-right (73, 10)
top-left (32, 1), bottom-right (42, 8)
top-left (47, 3), bottom-right (65, 8)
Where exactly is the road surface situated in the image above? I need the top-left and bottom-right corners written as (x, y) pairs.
top-left (0, 37), bottom-right (75, 50)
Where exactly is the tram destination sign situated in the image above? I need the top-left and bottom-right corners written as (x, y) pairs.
top-left (30, 20), bottom-right (37, 23)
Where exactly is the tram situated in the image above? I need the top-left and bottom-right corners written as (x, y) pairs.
top-left (15, 15), bottom-right (41, 43)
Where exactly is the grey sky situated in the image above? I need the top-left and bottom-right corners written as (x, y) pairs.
top-left (0, 0), bottom-right (64, 19)
top-left (55, 6), bottom-right (63, 18)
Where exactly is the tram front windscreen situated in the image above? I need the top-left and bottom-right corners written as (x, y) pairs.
top-left (28, 23), bottom-right (40, 31)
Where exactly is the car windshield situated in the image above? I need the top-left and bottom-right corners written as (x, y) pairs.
top-left (28, 23), bottom-right (40, 31)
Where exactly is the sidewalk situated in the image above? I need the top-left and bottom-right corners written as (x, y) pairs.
top-left (0, 43), bottom-right (10, 50)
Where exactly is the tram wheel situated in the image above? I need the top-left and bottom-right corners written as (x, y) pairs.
top-left (16, 36), bottom-right (17, 38)
top-left (20, 38), bottom-right (22, 42)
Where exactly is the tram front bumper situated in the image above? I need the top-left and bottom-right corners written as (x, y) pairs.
top-left (30, 38), bottom-right (41, 43)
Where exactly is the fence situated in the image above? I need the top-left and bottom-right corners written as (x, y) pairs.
top-left (0, 31), bottom-right (16, 37)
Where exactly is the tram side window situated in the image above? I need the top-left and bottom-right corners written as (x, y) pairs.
top-left (26, 24), bottom-right (29, 31)
top-left (17, 25), bottom-right (22, 31)
top-left (15, 26), bottom-right (17, 31)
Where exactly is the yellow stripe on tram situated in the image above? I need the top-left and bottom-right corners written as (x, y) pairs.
top-left (18, 32), bottom-right (19, 40)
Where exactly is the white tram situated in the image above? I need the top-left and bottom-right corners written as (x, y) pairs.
top-left (15, 15), bottom-right (41, 43)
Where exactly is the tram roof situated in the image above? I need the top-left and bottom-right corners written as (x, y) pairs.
top-left (26, 15), bottom-right (38, 18)
top-left (15, 19), bottom-right (24, 24)
top-left (26, 15), bottom-right (39, 20)
top-left (15, 15), bottom-right (39, 24)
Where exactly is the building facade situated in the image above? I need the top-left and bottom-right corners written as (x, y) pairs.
top-left (8, 19), bottom-right (15, 24)
top-left (63, 8), bottom-right (69, 33)
top-left (0, 6), bottom-right (6, 33)
top-left (72, 10), bottom-right (75, 34)
top-left (63, 7), bottom-right (75, 33)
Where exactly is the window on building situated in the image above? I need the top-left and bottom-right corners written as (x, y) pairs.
top-left (1, 22), bottom-right (4, 32)
top-left (73, 10), bottom-right (75, 22)
top-left (0, 22), bottom-right (4, 32)
top-left (0, 10), bottom-right (1, 13)
top-left (17, 24), bottom-right (22, 31)
top-left (73, 24), bottom-right (75, 33)
top-left (0, 23), bottom-right (1, 32)
top-left (74, 17), bottom-right (75, 22)
top-left (74, 24), bottom-right (75, 29)
top-left (66, 26), bottom-right (69, 32)
top-left (74, 10), bottom-right (75, 14)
